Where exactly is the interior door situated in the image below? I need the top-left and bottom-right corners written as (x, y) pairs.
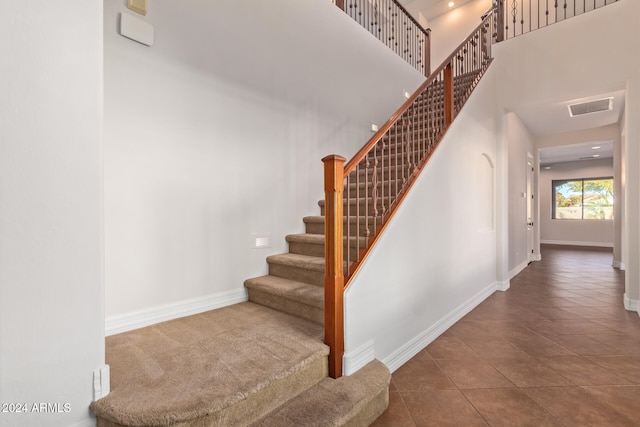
top-left (527, 154), bottom-right (535, 262)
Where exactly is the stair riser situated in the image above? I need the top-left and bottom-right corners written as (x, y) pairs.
top-left (304, 218), bottom-right (381, 236)
top-left (269, 263), bottom-right (325, 287)
top-left (305, 221), bottom-right (325, 235)
top-left (320, 201), bottom-right (392, 217)
top-left (247, 288), bottom-right (324, 325)
top-left (344, 184), bottom-right (407, 199)
top-left (289, 241), bottom-right (324, 258)
top-left (288, 241), bottom-right (368, 262)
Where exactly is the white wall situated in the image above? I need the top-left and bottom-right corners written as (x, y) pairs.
top-left (427, 0), bottom-right (492, 68)
top-left (103, 0), bottom-right (425, 326)
top-left (0, 2), bottom-right (104, 427)
top-left (493, 0), bottom-right (640, 310)
top-left (506, 112), bottom-right (535, 276)
top-left (345, 65), bottom-right (498, 374)
top-left (539, 158), bottom-right (614, 246)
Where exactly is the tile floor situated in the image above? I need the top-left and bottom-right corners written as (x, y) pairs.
top-left (372, 245), bottom-right (640, 426)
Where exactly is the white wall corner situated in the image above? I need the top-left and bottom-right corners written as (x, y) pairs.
top-left (343, 340), bottom-right (376, 376)
top-left (612, 259), bottom-right (626, 270)
top-left (106, 288), bottom-right (248, 335)
top-left (93, 365), bottom-right (110, 401)
top-left (509, 260), bottom-right (529, 280)
top-left (623, 293), bottom-right (639, 312)
top-left (383, 282), bottom-right (495, 373)
top-left (495, 280), bottom-right (510, 292)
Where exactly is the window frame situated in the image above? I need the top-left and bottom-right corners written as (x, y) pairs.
top-left (551, 176), bottom-right (614, 220)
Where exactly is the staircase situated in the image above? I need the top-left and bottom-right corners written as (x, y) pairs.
top-left (90, 5), bottom-right (497, 427)
top-left (90, 302), bottom-right (390, 427)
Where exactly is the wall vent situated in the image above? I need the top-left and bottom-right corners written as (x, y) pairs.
top-left (568, 97), bottom-right (613, 117)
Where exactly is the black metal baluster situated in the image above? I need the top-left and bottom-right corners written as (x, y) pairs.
top-left (520, 0), bottom-right (524, 34)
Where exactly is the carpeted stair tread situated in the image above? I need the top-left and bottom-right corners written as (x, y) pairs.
top-left (250, 359), bottom-right (391, 427)
top-left (245, 275), bottom-right (324, 309)
top-left (286, 233), bottom-right (325, 245)
top-left (267, 253), bottom-right (325, 272)
top-left (90, 302), bottom-right (328, 427)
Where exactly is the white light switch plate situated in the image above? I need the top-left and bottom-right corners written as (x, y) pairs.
top-left (120, 12), bottom-right (154, 46)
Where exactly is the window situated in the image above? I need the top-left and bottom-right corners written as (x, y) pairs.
top-left (552, 177), bottom-right (614, 220)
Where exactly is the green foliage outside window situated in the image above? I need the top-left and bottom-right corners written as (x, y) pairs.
top-left (552, 177), bottom-right (613, 220)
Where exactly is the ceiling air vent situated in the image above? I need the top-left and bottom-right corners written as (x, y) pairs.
top-left (568, 97), bottom-right (613, 117)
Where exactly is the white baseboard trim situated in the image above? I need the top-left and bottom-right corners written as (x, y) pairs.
top-left (343, 340), bottom-right (375, 376)
top-left (105, 288), bottom-right (248, 336)
top-left (495, 280), bottom-right (510, 292)
top-left (509, 260), bottom-right (529, 280)
top-left (623, 293), bottom-right (639, 313)
top-left (382, 282), bottom-right (497, 373)
top-left (541, 240), bottom-right (613, 248)
top-left (612, 260), bottom-right (627, 270)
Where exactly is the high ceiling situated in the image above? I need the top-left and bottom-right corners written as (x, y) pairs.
top-left (514, 90), bottom-right (624, 165)
top-left (399, 0), bottom-right (478, 21)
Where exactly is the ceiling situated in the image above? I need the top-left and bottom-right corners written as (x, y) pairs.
top-left (539, 140), bottom-right (614, 167)
top-left (512, 90), bottom-right (624, 165)
top-left (399, 0), bottom-right (479, 21)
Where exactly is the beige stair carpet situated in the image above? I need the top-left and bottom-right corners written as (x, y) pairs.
top-left (91, 302), bottom-right (328, 427)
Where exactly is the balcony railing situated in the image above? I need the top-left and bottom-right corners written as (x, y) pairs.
top-left (333, 0), bottom-right (431, 75)
top-left (494, 0), bottom-right (619, 41)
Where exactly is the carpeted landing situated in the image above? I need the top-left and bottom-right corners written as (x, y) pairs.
top-left (91, 302), bottom-right (390, 426)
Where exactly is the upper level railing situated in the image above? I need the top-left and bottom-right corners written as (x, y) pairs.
top-left (322, 11), bottom-right (496, 379)
top-left (494, 0), bottom-right (619, 41)
top-left (332, 0), bottom-right (431, 75)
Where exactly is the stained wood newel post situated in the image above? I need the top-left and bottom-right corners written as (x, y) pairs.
top-left (322, 154), bottom-right (346, 379)
top-left (444, 63), bottom-right (454, 127)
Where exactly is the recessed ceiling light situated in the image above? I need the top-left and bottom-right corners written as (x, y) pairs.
top-left (448, 1), bottom-right (455, 7)
top-left (544, 166), bottom-right (552, 170)
top-left (592, 146), bottom-right (601, 150)
top-left (593, 154), bottom-right (600, 158)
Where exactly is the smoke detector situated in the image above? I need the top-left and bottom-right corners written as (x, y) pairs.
top-left (568, 97), bottom-right (613, 117)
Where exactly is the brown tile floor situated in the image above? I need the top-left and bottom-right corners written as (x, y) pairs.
top-left (372, 245), bottom-right (640, 426)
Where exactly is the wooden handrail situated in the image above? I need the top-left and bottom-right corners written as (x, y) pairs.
top-left (345, 16), bottom-right (492, 175)
top-left (324, 11), bottom-right (495, 378)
